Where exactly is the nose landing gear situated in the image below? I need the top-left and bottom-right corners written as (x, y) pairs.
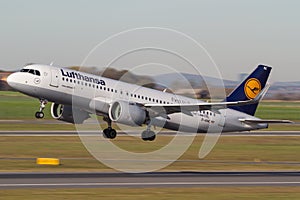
top-left (35, 99), bottom-right (48, 119)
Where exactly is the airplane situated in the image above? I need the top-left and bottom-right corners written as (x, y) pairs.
top-left (6, 64), bottom-right (292, 141)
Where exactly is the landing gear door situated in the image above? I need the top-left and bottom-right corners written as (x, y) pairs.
top-left (50, 69), bottom-right (59, 87)
top-left (217, 114), bottom-right (225, 127)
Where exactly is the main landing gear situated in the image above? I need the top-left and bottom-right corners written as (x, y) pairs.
top-left (141, 130), bottom-right (156, 141)
top-left (103, 117), bottom-right (117, 139)
top-left (102, 117), bottom-right (156, 141)
top-left (35, 99), bottom-right (48, 119)
top-left (141, 122), bottom-right (156, 141)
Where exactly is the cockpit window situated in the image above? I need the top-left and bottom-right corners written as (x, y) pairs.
top-left (29, 69), bottom-right (35, 75)
top-left (20, 69), bottom-right (41, 76)
top-left (20, 69), bottom-right (29, 72)
top-left (35, 70), bottom-right (40, 76)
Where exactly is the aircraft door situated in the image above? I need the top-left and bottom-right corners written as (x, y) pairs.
top-left (50, 69), bottom-right (59, 87)
top-left (118, 89), bottom-right (128, 100)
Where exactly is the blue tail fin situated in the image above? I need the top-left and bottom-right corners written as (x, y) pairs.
top-left (226, 65), bottom-right (272, 116)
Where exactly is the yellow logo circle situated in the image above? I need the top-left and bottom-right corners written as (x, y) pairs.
top-left (244, 78), bottom-right (261, 99)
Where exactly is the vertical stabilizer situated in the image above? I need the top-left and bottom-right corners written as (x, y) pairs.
top-left (226, 65), bottom-right (271, 116)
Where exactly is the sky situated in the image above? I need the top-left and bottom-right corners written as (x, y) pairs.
top-left (0, 0), bottom-right (299, 82)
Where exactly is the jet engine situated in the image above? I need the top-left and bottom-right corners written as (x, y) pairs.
top-left (51, 103), bottom-right (90, 124)
top-left (109, 101), bottom-right (146, 126)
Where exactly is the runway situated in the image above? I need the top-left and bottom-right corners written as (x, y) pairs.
top-left (0, 172), bottom-right (299, 189)
top-left (0, 130), bottom-right (300, 136)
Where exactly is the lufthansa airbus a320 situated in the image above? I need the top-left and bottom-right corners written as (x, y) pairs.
top-left (7, 64), bottom-right (291, 141)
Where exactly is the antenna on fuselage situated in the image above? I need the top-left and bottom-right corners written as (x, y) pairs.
top-left (24, 63), bottom-right (36, 66)
top-left (50, 62), bottom-right (54, 66)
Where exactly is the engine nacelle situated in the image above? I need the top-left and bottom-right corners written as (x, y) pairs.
top-left (109, 101), bottom-right (146, 126)
top-left (51, 103), bottom-right (90, 124)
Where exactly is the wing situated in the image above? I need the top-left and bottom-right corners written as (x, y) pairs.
top-left (145, 84), bottom-right (270, 115)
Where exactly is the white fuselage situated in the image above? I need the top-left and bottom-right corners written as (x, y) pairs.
top-left (7, 64), bottom-right (268, 133)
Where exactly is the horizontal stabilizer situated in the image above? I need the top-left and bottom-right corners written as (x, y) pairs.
top-left (239, 119), bottom-right (293, 124)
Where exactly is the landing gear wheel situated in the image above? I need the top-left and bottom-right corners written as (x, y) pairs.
top-left (35, 111), bottom-right (44, 119)
top-left (102, 116), bottom-right (117, 139)
top-left (35, 99), bottom-right (48, 119)
top-left (103, 128), bottom-right (117, 139)
top-left (142, 130), bottom-right (156, 141)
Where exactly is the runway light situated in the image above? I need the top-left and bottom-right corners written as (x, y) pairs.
top-left (36, 158), bottom-right (60, 166)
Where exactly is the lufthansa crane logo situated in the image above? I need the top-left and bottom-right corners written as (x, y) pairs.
top-left (244, 78), bottom-right (261, 99)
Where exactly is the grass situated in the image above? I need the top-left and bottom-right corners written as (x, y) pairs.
top-left (256, 101), bottom-right (300, 121)
top-left (0, 92), bottom-right (299, 199)
top-left (0, 91), bottom-right (299, 130)
top-left (0, 91), bottom-right (52, 120)
top-left (0, 187), bottom-right (300, 200)
top-left (0, 135), bottom-right (299, 172)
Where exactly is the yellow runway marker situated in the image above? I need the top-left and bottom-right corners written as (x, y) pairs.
top-left (36, 158), bottom-right (60, 165)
